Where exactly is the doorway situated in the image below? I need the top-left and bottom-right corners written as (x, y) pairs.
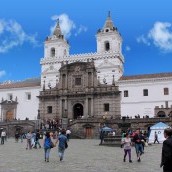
top-left (85, 127), bottom-right (93, 139)
top-left (73, 103), bottom-right (83, 119)
top-left (6, 111), bottom-right (14, 121)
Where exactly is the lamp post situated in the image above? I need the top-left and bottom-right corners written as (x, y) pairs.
top-left (37, 110), bottom-right (40, 130)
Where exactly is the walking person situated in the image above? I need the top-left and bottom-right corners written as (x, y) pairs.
top-left (31, 131), bottom-right (36, 148)
top-left (99, 129), bottom-right (105, 145)
top-left (34, 130), bottom-right (41, 149)
top-left (43, 132), bottom-right (54, 162)
top-left (15, 132), bottom-right (20, 143)
top-left (160, 128), bottom-right (172, 172)
top-left (154, 131), bottom-right (159, 144)
top-left (122, 133), bottom-right (132, 163)
top-left (66, 129), bottom-right (71, 141)
top-left (1, 130), bottom-right (6, 145)
top-left (56, 129), bottom-right (68, 161)
top-left (133, 129), bottom-right (144, 162)
top-left (20, 132), bottom-right (24, 143)
top-left (26, 131), bottom-right (32, 150)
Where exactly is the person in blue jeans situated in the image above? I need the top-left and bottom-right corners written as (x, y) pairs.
top-left (56, 129), bottom-right (68, 161)
top-left (44, 132), bottom-right (53, 162)
top-left (133, 129), bottom-right (144, 162)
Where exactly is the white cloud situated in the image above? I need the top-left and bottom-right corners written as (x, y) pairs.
top-left (75, 25), bottom-right (87, 37)
top-left (137, 21), bottom-right (172, 52)
top-left (125, 46), bottom-right (131, 51)
top-left (0, 70), bottom-right (6, 78)
top-left (148, 22), bottom-right (172, 52)
top-left (50, 13), bottom-right (87, 38)
top-left (0, 19), bottom-right (38, 53)
top-left (137, 35), bottom-right (151, 46)
top-left (51, 14), bottom-right (76, 38)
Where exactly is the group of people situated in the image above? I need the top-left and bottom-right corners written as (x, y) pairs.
top-left (99, 126), bottom-right (172, 172)
top-left (43, 129), bottom-right (68, 162)
top-left (24, 128), bottom-right (71, 162)
top-left (121, 129), bottom-right (145, 163)
top-left (25, 130), bottom-right (42, 149)
top-left (122, 128), bottom-right (172, 172)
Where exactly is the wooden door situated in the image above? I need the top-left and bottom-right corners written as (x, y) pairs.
top-left (85, 127), bottom-right (92, 139)
top-left (6, 111), bottom-right (13, 121)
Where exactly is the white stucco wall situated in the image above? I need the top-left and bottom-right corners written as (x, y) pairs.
top-left (118, 78), bottom-right (172, 118)
top-left (0, 86), bottom-right (41, 120)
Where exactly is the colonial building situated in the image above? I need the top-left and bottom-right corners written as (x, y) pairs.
top-left (0, 12), bottom-right (172, 125)
top-left (0, 79), bottom-right (40, 121)
top-left (39, 61), bottom-right (121, 123)
top-left (118, 73), bottom-right (172, 118)
top-left (39, 13), bottom-right (122, 123)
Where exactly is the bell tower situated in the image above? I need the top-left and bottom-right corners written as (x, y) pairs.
top-left (44, 19), bottom-right (69, 59)
top-left (96, 11), bottom-right (122, 54)
top-left (41, 19), bottom-right (70, 89)
top-left (95, 12), bottom-right (124, 84)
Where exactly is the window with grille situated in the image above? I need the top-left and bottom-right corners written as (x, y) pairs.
top-left (124, 90), bottom-right (129, 97)
top-left (104, 103), bottom-right (109, 112)
top-left (164, 88), bottom-right (169, 95)
top-left (26, 92), bottom-right (31, 100)
top-left (47, 106), bottom-right (52, 114)
top-left (143, 89), bottom-right (148, 96)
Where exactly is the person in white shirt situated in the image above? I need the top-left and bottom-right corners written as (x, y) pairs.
top-left (1, 130), bottom-right (6, 145)
top-left (122, 133), bottom-right (132, 163)
top-left (66, 129), bottom-right (71, 141)
top-left (112, 131), bottom-right (116, 136)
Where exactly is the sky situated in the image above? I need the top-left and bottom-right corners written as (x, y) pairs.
top-left (0, 0), bottom-right (172, 82)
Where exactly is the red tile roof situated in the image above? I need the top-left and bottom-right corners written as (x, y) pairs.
top-left (0, 79), bottom-right (41, 89)
top-left (120, 72), bottom-right (172, 81)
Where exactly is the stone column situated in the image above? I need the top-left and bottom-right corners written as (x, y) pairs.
top-left (0, 108), bottom-right (3, 121)
top-left (65, 98), bottom-right (68, 118)
top-left (91, 97), bottom-right (94, 117)
top-left (87, 72), bottom-right (89, 87)
top-left (65, 73), bottom-right (68, 90)
top-left (92, 72), bottom-right (94, 87)
top-left (84, 98), bottom-right (88, 118)
top-left (59, 99), bottom-right (62, 119)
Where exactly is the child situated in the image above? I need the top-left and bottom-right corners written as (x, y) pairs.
top-left (122, 133), bottom-right (132, 163)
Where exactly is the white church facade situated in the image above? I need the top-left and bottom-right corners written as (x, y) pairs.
top-left (0, 13), bottom-right (172, 121)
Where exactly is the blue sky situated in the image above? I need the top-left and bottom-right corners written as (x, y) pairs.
top-left (0, 0), bottom-right (172, 82)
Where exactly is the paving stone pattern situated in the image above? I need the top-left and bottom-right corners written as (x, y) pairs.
top-left (0, 139), bottom-right (162, 172)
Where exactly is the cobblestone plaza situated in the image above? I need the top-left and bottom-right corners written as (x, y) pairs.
top-left (0, 139), bottom-right (162, 172)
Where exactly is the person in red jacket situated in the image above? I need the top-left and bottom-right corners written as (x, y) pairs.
top-left (132, 129), bottom-right (144, 162)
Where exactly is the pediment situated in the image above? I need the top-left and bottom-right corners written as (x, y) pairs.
top-left (42, 65), bottom-right (59, 75)
top-left (0, 100), bottom-right (18, 105)
top-left (82, 123), bottom-right (95, 128)
top-left (97, 59), bottom-right (115, 69)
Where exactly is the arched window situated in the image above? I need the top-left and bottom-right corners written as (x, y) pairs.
top-left (105, 41), bottom-right (110, 51)
top-left (51, 47), bottom-right (55, 57)
top-left (157, 111), bottom-right (166, 117)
